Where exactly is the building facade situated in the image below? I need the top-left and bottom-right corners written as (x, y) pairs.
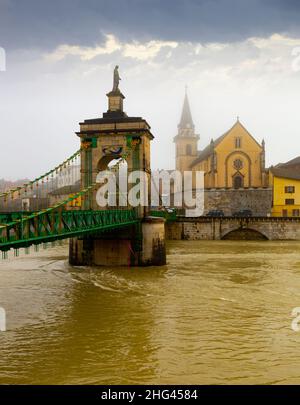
top-left (174, 92), bottom-right (268, 189)
top-left (271, 157), bottom-right (300, 217)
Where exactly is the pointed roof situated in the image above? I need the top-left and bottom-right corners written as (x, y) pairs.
top-left (212, 119), bottom-right (262, 149)
top-left (190, 119), bottom-right (262, 168)
top-left (178, 90), bottom-right (194, 129)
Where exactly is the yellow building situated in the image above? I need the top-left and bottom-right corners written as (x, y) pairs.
top-left (271, 158), bottom-right (300, 217)
top-left (174, 92), bottom-right (268, 189)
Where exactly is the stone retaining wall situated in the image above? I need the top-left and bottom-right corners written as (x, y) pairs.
top-left (166, 217), bottom-right (300, 241)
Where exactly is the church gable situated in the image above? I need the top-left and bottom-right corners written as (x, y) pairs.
top-left (213, 120), bottom-right (264, 188)
top-left (190, 120), bottom-right (262, 169)
top-left (214, 121), bottom-right (262, 154)
top-left (189, 119), bottom-right (265, 188)
top-left (174, 89), bottom-right (267, 189)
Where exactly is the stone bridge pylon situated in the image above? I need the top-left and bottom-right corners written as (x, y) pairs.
top-left (69, 67), bottom-right (166, 266)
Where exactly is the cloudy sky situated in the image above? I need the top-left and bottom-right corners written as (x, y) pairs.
top-left (1, 0), bottom-right (300, 179)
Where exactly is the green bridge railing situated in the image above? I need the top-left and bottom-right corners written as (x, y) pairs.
top-left (0, 209), bottom-right (138, 252)
top-left (150, 209), bottom-right (177, 222)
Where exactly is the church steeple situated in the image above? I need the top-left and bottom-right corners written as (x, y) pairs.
top-left (174, 89), bottom-right (200, 171)
top-left (178, 88), bottom-right (195, 130)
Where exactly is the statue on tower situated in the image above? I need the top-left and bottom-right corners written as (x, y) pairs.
top-left (104, 65), bottom-right (126, 117)
top-left (112, 65), bottom-right (121, 92)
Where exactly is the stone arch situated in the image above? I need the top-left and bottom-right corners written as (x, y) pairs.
top-left (225, 151), bottom-right (251, 187)
top-left (96, 155), bottom-right (129, 208)
top-left (222, 227), bottom-right (268, 240)
top-left (97, 154), bottom-right (124, 172)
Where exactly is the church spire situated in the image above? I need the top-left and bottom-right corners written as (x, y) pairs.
top-left (178, 88), bottom-right (194, 130)
top-left (174, 88), bottom-right (200, 171)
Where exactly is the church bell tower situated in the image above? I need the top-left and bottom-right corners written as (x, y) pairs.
top-left (173, 89), bottom-right (199, 172)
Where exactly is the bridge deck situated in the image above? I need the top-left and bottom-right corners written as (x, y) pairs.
top-left (0, 209), bottom-right (139, 252)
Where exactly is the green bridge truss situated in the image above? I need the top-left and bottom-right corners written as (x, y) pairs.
top-left (0, 154), bottom-right (177, 255)
top-left (0, 209), bottom-right (139, 252)
top-left (0, 208), bottom-right (176, 253)
top-left (0, 184), bottom-right (141, 253)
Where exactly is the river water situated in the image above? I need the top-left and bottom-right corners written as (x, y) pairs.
top-left (1, 240), bottom-right (300, 384)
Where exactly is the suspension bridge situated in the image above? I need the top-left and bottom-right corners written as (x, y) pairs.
top-left (0, 70), bottom-right (168, 266)
top-left (0, 187), bottom-right (139, 258)
top-left (0, 149), bottom-right (164, 262)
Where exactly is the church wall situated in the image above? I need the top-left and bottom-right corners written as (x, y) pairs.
top-left (190, 124), bottom-right (265, 189)
top-left (193, 157), bottom-right (215, 188)
top-left (174, 93), bottom-right (267, 194)
top-left (214, 125), bottom-right (263, 188)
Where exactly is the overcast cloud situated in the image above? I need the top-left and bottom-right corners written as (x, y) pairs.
top-left (1, 1), bottom-right (300, 179)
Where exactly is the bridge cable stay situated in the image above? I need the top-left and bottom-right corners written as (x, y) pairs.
top-left (0, 136), bottom-right (163, 260)
top-left (0, 182), bottom-right (95, 238)
top-left (0, 149), bottom-right (81, 211)
top-left (0, 178), bottom-right (139, 258)
top-left (0, 143), bottom-right (143, 258)
top-left (0, 142), bottom-right (168, 259)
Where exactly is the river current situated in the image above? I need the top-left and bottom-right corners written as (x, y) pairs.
top-left (1, 240), bottom-right (300, 384)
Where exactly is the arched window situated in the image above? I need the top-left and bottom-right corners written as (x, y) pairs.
top-left (186, 144), bottom-right (192, 155)
top-left (235, 137), bottom-right (242, 148)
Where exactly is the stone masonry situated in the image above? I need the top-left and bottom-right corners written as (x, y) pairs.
top-left (166, 216), bottom-right (300, 240)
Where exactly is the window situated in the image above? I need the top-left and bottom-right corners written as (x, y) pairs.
top-left (233, 158), bottom-right (243, 170)
top-left (285, 199), bottom-right (295, 205)
top-left (186, 144), bottom-right (192, 155)
top-left (282, 209), bottom-right (288, 217)
top-left (293, 209), bottom-right (300, 217)
top-left (235, 137), bottom-right (241, 148)
top-left (285, 186), bottom-right (295, 193)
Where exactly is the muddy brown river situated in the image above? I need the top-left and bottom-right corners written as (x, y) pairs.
top-left (1, 240), bottom-right (300, 384)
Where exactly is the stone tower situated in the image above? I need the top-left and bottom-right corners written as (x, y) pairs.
top-left (173, 90), bottom-right (199, 172)
top-left (77, 75), bottom-right (153, 217)
top-left (69, 67), bottom-right (166, 267)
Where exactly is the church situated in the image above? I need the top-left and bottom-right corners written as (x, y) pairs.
top-left (174, 91), bottom-right (269, 189)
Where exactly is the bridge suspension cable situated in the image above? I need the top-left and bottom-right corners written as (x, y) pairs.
top-left (0, 182), bottom-right (95, 225)
top-left (0, 182), bottom-right (94, 254)
top-left (0, 149), bottom-right (81, 198)
top-left (0, 149), bottom-right (81, 211)
top-left (0, 181), bottom-right (140, 258)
